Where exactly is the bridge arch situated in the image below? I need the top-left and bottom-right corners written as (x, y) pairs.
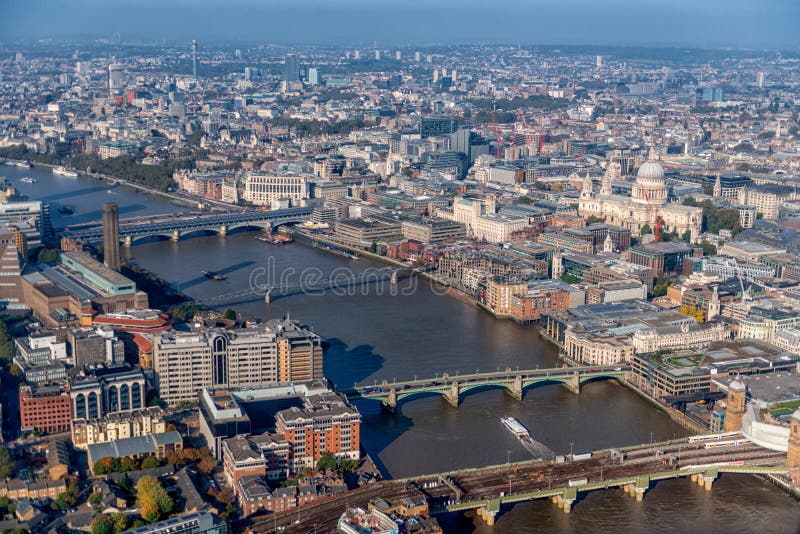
top-left (129, 233), bottom-right (175, 245)
top-left (457, 382), bottom-right (516, 399)
top-left (578, 374), bottom-right (624, 386)
top-left (226, 223), bottom-right (268, 235)
top-left (392, 390), bottom-right (449, 406)
top-left (520, 378), bottom-right (572, 394)
top-left (180, 229), bottom-right (222, 240)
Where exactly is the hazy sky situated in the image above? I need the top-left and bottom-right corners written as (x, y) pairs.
top-left (1, 0), bottom-right (798, 49)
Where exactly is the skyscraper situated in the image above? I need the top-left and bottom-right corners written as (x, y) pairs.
top-left (102, 203), bottom-right (120, 271)
top-left (283, 54), bottom-right (300, 83)
top-left (192, 40), bottom-right (198, 80)
top-left (108, 64), bottom-right (124, 95)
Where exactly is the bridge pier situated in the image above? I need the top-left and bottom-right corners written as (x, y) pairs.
top-left (390, 272), bottom-right (397, 286)
top-left (219, 224), bottom-right (227, 236)
top-left (561, 372), bottom-right (581, 395)
top-left (475, 506), bottom-right (497, 526)
top-left (386, 388), bottom-right (397, 412)
top-left (446, 382), bottom-right (460, 408)
top-left (696, 472), bottom-right (716, 491)
top-left (552, 494), bottom-right (574, 513)
top-left (264, 289), bottom-right (271, 304)
top-left (172, 230), bottom-right (180, 242)
top-left (124, 235), bottom-right (132, 247)
top-left (507, 375), bottom-right (523, 401)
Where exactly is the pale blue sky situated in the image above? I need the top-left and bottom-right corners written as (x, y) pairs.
top-left (1, 0), bottom-right (797, 49)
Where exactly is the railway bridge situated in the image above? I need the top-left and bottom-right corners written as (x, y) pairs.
top-left (253, 435), bottom-right (792, 532)
top-left (60, 206), bottom-right (312, 245)
top-left (341, 365), bottom-right (629, 410)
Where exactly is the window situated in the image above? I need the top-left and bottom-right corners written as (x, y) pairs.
top-left (75, 393), bottom-right (86, 419)
top-left (88, 392), bottom-right (99, 419)
top-left (120, 384), bottom-right (130, 411)
top-left (131, 382), bottom-right (142, 409)
top-left (108, 385), bottom-right (118, 412)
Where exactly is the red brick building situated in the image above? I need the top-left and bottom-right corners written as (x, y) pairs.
top-left (20, 384), bottom-right (72, 435)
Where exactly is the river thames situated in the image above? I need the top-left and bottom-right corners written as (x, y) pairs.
top-left (6, 164), bottom-right (800, 532)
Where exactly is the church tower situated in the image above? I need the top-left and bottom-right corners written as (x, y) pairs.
top-left (580, 173), bottom-right (593, 200)
top-left (603, 233), bottom-right (614, 253)
top-left (787, 410), bottom-right (800, 469)
top-left (724, 377), bottom-right (747, 432)
top-left (600, 161), bottom-right (619, 196)
top-left (707, 285), bottom-right (721, 321)
top-left (552, 250), bottom-right (563, 280)
top-left (713, 172), bottom-right (722, 198)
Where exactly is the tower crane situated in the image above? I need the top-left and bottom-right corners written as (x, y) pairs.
top-left (491, 109), bottom-right (502, 159)
top-left (642, 188), bottom-right (663, 242)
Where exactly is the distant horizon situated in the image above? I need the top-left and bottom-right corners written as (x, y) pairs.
top-left (1, 0), bottom-right (798, 51)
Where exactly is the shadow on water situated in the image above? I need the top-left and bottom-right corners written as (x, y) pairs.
top-left (40, 185), bottom-right (112, 202)
top-left (61, 203), bottom-right (150, 226)
top-left (176, 261), bottom-right (257, 291)
top-left (323, 338), bottom-right (385, 388)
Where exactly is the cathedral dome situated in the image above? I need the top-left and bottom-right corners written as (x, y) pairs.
top-left (636, 160), bottom-right (665, 184)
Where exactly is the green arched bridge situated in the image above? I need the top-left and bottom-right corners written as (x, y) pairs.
top-left (341, 364), bottom-right (629, 409)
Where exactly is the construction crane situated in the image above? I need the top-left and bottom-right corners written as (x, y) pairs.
top-left (491, 109), bottom-right (502, 159)
top-left (516, 110), bottom-right (535, 155)
top-left (641, 188), bottom-right (663, 242)
top-left (727, 258), bottom-right (750, 303)
top-left (537, 113), bottom-right (545, 156)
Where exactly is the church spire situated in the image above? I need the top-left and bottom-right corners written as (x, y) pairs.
top-left (713, 172), bottom-right (722, 198)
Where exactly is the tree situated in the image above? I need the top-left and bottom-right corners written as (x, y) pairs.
top-left (640, 224), bottom-right (652, 235)
top-left (111, 513), bottom-right (128, 533)
top-left (369, 242), bottom-right (378, 253)
top-left (36, 248), bottom-right (59, 264)
top-left (140, 456), bottom-right (161, 469)
top-left (91, 515), bottom-right (115, 534)
top-left (681, 230), bottom-right (692, 243)
top-left (53, 483), bottom-right (79, 510)
top-left (221, 309), bottom-right (237, 321)
top-left (136, 476), bottom-right (173, 523)
top-left (120, 456), bottom-right (139, 472)
top-left (0, 495), bottom-right (15, 516)
top-left (220, 503), bottom-right (237, 521)
top-left (88, 491), bottom-right (102, 507)
top-left (0, 448), bottom-right (14, 480)
top-left (585, 215), bottom-right (606, 225)
top-left (700, 241), bottom-right (717, 256)
top-left (560, 273), bottom-right (580, 284)
top-left (316, 452), bottom-right (337, 472)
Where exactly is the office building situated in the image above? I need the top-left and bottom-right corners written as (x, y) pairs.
top-left (19, 384), bottom-right (72, 435)
top-left (122, 511), bottom-right (227, 534)
top-left (151, 320), bottom-right (323, 405)
top-left (102, 203), bottom-right (121, 271)
top-left (307, 67), bottom-right (321, 86)
top-left (0, 231), bottom-right (24, 310)
top-left (68, 327), bottom-right (125, 368)
top-left (419, 117), bottom-right (458, 139)
top-left (0, 199), bottom-right (51, 246)
top-left (283, 54), bottom-right (300, 83)
top-left (242, 172), bottom-right (308, 206)
top-left (70, 363), bottom-right (147, 420)
top-left (192, 40), bottom-right (198, 79)
top-left (108, 64), bottom-right (124, 95)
